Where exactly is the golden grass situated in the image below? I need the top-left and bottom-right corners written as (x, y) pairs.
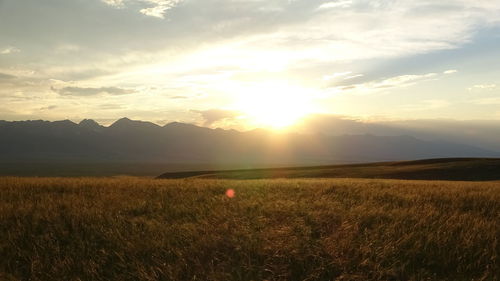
top-left (0, 177), bottom-right (498, 280)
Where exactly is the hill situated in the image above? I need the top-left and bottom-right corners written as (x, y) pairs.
top-left (157, 158), bottom-right (500, 181)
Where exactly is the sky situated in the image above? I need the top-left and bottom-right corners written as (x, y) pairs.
top-left (1, 0), bottom-right (500, 129)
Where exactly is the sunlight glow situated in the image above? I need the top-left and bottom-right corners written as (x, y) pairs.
top-left (233, 81), bottom-right (315, 129)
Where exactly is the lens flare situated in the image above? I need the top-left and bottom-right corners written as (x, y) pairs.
top-left (226, 189), bottom-right (235, 198)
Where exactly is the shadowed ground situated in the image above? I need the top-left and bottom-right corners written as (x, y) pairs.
top-left (158, 158), bottom-right (500, 181)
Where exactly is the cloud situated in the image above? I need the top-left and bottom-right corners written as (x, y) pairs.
top-left (318, 0), bottom-right (353, 10)
top-left (40, 105), bottom-right (58, 111)
top-left (213, 0), bottom-right (500, 69)
top-left (345, 74), bottom-right (364, 80)
top-left (169, 95), bottom-right (189, 99)
top-left (468, 84), bottom-right (497, 91)
top-left (101, 0), bottom-right (124, 8)
top-left (328, 72), bottom-right (439, 93)
top-left (444, 69), bottom-right (458, 74)
top-left (0, 47), bottom-right (20, 55)
top-left (2, 0), bottom-right (500, 123)
top-left (192, 109), bottom-right (241, 126)
top-left (95, 0), bottom-right (500, 63)
top-left (377, 73), bottom-right (438, 88)
top-left (0, 73), bottom-right (16, 80)
top-left (139, 0), bottom-right (183, 19)
top-left (102, 0), bottom-right (183, 18)
top-left (53, 86), bottom-right (135, 96)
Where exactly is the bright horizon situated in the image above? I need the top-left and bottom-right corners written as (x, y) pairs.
top-left (1, 0), bottom-right (500, 130)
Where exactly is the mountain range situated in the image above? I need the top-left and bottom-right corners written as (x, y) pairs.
top-left (1, 118), bottom-right (498, 174)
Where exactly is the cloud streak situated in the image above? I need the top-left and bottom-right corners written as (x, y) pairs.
top-left (53, 86), bottom-right (135, 96)
top-left (468, 84), bottom-right (497, 91)
top-left (0, 73), bottom-right (16, 80)
top-left (101, 0), bottom-right (124, 7)
top-left (0, 47), bottom-right (20, 55)
top-left (140, 0), bottom-right (183, 18)
top-left (328, 72), bottom-right (446, 93)
top-left (102, 0), bottom-right (183, 18)
top-left (318, 0), bottom-right (353, 10)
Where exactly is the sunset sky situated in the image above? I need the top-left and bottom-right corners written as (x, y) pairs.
top-left (1, 0), bottom-right (500, 129)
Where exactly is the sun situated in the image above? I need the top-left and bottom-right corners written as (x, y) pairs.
top-left (233, 81), bottom-right (314, 129)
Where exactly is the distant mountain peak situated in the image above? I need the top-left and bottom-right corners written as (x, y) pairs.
top-left (165, 121), bottom-right (182, 125)
top-left (109, 117), bottom-right (160, 130)
top-left (110, 117), bottom-right (138, 128)
top-left (79, 119), bottom-right (101, 129)
top-left (163, 122), bottom-right (212, 134)
top-left (53, 119), bottom-right (75, 124)
top-left (111, 117), bottom-right (132, 126)
top-left (52, 119), bottom-right (77, 128)
top-left (163, 122), bottom-right (199, 128)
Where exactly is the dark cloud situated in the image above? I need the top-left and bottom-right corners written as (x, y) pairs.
top-left (170, 95), bottom-right (189, 99)
top-left (192, 109), bottom-right (241, 126)
top-left (0, 72), bottom-right (16, 80)
top-left (338, 85), bottom-right (357, 90)
top-left (40, 105), bottom-right (57, 110)
top-left (53, 86), bottom-right (134, 96)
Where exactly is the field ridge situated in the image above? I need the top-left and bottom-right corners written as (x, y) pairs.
top-left (157, 157), bottom-right (500, 181)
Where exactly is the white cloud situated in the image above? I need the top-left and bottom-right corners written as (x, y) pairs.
top-left (381, 73), bottom-right (438, 86)
top-left (247, 1), bottom-right (500, 66)
top-left (468, 84), bottom-right (497, 91)
top-left (102, 0), bottom-right (183, 18)
top-left (101, 0), bottom-right (124, 8)
top-left (318, 0), bottom-right (353, 9)
top-left (444, 69), bottom-right (458, 74)
top-left (140, 0), bottom-right (183, 18)
top-left (140, 6), bottom-right (170, 18)
top-left (344, 74), bottom-right (364, 80)
top-left (1, 47), bottom-right (20, 55)
top-left (329, 72), bottom-right (439, 93)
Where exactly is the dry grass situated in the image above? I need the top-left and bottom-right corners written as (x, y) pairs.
top-left (0, 177), bottom-right (498, 280)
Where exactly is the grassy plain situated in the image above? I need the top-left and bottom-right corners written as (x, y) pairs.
top-left (0, 177), bottom-right (498, 280)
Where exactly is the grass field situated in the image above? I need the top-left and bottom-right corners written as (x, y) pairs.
top-left (0, 177), bottom-right (499, 280)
